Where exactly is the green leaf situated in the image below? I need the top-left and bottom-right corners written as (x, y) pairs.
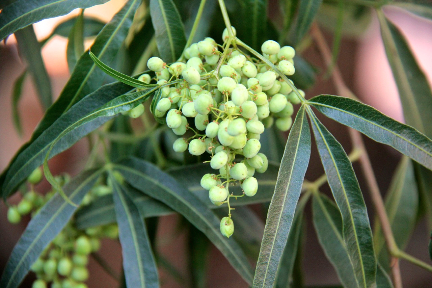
top-left (312, 193), bottom-right (358, 288)
top-left (377, 11), bottom-right (432, 139)
top-left (150, 0), bottom-right (187, 62)
top-left (110, 173), bottom-right (160, 288)
top-left (374, 157), bottom-right (418, 270)
top-left (389, 3), bottom-right (432, 21)
top-left (188, 225), bottom-right (209, 288)
top-left (89, 51), bottom-right (153, 88)
top-left (0, 169), bottom-right (101, 288)
top-left (260, 125), bottom-right (285, 163)
top-left (308, 95), bottom-right (432, 171)
top-left (67, 10), bottom-right (85, 73)
top-left (294, 0), bottom-right (322, 45)
top-left (308, 110), bottom-right (376, 288)
top-left (376, 264), bottom-right (394, 288)
top-left (289, 55), bottom-right (317, 90)
top-left (275, 193), bottom-right (308, 288)
top-left (0, 0), bottom-right (109, 41)
top-left (114, 158), bottom-right (254, 284)
top-left (253, 106), bottom-right (311, 287)
top-left (11, 70), bottom-right (28, 136)
top-left (44, 15), bottom-right (106, 40)
top-left (279, 0), bottom-right (300, 43)
top-left (236, 0), bottom-right (267, 50)
top-left (15, 25), bottom-right (52, 110)
top-left (1, 81), bottom-right (136, 199)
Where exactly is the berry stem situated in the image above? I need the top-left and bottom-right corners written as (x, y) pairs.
top-left (217, 0), bottom-right (235, 42)
top-left (181, 0), bottom-right (208, 60)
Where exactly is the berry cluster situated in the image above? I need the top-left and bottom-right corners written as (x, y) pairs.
top-left (7, 168), bottom-right (119, 288)
top-left (132, 29), bottom-right (302, 237)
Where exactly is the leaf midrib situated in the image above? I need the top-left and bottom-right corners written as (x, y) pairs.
top-left (115, 163), bottom-right (254, 282)
top-left (3, 171), bottom-right (100, 288)
top-left (157, 0), bottom-right (176, 61)
top-left (309, 111), bottom-right (367, 288)
top-left (258, 109), bottom-right (305, 287)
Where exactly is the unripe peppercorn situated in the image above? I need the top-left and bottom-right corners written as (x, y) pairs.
top-left (28, 167), bottom-right (43, 184)
top-left (242, 177), bottom-right (258, 196)
top-left (147, 57), bottom-right (165, 72)
top-left (182, 67), bottom-right (201, 84)
top-left (209, 186), bottom-right (228, 202)
top-left (261, 40), bottom-right (280, 55)
top-left (201, 174), bottom-right (219, 190)
top-left (57, 257), bottom-right (73, 276)
top-left (243, 139), bottom-right (261, 158)
top-left (166, 109), bottom-right (182, 129)
top-left (7, 206), bottom-right (21, 224)
top-left (71, 266), bottom-right (89, 282)
top-left (230, 163), bottom-right (248, 180)
top-left (173, 138), bottom-right (188, 153)
top-left (206, 122), bottom-right (219, 138)
top-left (128, 104), bottom-right (145, 118)
top-left (211, 151), bottom-right (228, 170)
top-left (75, 235), bottom-right (92, 255)
top-left (188, 139), bottom-right (206, 156)
top-left (17, 199), bottom-right (33, 215)
top-left (220, 217), bottom-right (234, 238)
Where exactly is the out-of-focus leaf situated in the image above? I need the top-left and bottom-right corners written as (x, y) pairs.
top-left (0, 0), bottom-right (141, 195)
top-left (15, 25), bottom-right (52, 110)
top-left (293, 0), bottom-right (322, 45)
top-left (374, 157), bottom-right (418, 271)
top-left (150, 0), bottom-right (186, 62)
top-left (236, 0), bottom-right (267, 50)
top-left (44, 15), bottom-right (106, 40)
top-left (312, 193), bottom-right (358, 288)
top-left (114, 158), bottom-right (254, 284)
top-left (253, 106), bottom-right (311, 287)
top-left (308, 110), bottom-right (376, 288)
top-left (390, 3), bottom-right (432, 21)
top-left (67, 10), bottom-right (85, 73)
top-left (308, 95), bottom-right (432, 171)
top-left (183, 0), bottom-right (217, 45)
top-left (260, 125), bottom-right (285, 163)
top-left (109, 116), bottom-right (135, 162)
top-left (110, 174), bottom-right (160, 288)
top-left (0, 0), bottom-right (109, 41)
top-left (279, 0), bottom-right (300, 43)
top-left (11, 70), bottom-right (27, 136)
top-left (189, 224), bottom-right (209, 288)
top-left (1, 81), bottom-right (135, 199)
top-left (275, 193), bottom-right (309, 288)
top-left (290, 55), bottom-right (316, 90)
top-left (376, 264), bottom-right (394, 288)
top-left (0, 169), bottom-right (101, 288)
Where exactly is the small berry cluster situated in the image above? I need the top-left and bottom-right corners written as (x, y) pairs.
top-left (7, 168), bottom-right (119, 288)
top-left (126, 28), bottom-right (302, 237)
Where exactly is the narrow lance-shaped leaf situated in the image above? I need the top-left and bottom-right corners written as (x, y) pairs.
top-left (308, 95), bottom-right (432, 171)
top-left (275, 193), bottom-right (309, 288)
top-left (374, 157), bottom-right (418, 271)
top-left (0, 0), bottom-right (109, 41)
top-left (237, 0), bottom-right (267, 50)
top-left (11, 70), bottom-right (27, 136)
top-left (114, 158), bottom-right (254, 284)
top-left (15, 25), bottom-right (52, 110)
top-left (110, 173), bottom-right (160, 288)
top-left (294, 0), bottom-right (322, 45)
top-left (312, 192), bottom-right (358, 288)
top-left (0, 0), bottom-right (141, 194)
top-left (253, 106), bottom-right (311, 287)
top-left (1, 81), bottom-right (136, 199)
top-left (0, 169), bottom-right (101, 288)
top-left (67, 10), bottom-right (85, 73)
top-left (388, 3), bottom-right (432, 22)
top-left (308, 110), bottom-right (376, 288)
top-left (376, 264), bottom-right (394, 288)
top-left (150, 0), bottom-right (187, 62)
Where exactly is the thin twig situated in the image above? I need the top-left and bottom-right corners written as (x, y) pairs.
top-left (310, 23), bottom-right (403, 288)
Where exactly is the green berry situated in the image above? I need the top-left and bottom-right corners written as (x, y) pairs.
top-left (194, 93), bottom-right (213, 115)
top-left (242, 177), bottom-right (258, 196)
top-left (231, 84), bottom-right (248, 106)
top-left (269, 94), bottom-right (288, 113)
top-left (195, 114), bottom-right (209, 131)
top-left (57, 257), bottom-right (73, 276)
top-left (72, 254), bottom-right (89, 267)
top-left (247, 155), bottom-right (264, 169)
top-left (187, 57), bottom-right (204, 72)
top-left (219, 165), bottom-right (230, 178)
top-left (156, 98), bottom-right (171, 113)
top-left (221, 101), bottom-right (237, 115)
top-left (182, 102), bottom-right (198, 117)
top-left (75, 283), bottom-right (88, 288)
top-left (230, 163), bottom-right (248, 180)
top-left (243, 139), bottom-right (261, 158)
top-left (90, 237), bottom-right (101, 252)
top-left (206, 122), bottom-right (219, 138)
top-left (198, 40), bottom-right (214, 56)
top-left (43, 259), bottom-right (57, 276)
top-left (275, 102), bottom-right (294, 117)
top-left (229, 133), bottom-right (247, 149)
top-left (182, 67), bottom-right (201, 84)
top-left (247, 132), bottom-right (261, 140)
top-left (244, 161), bottom-right (256, 177)
top-left (222, 26), bottom-right (236, 42)
top-left (129, 104), bottom-right (144, 118)
top-left (218, 119), bottom-right (234, 146)
top-left (276, 116), bottom-right (293, 131)
top-left (147, 57), bottom-right (165, 72)
top-left (241, 101), bottom-right (257, 119)
top-left (220, 217), bottom-right (234, 238)
top-left (266, 80), bottom-right (281, 96)
top-left (85, 227), bottom-right (101, 236)
top-left (172, 116), bottom-right (187, 135)
top-left (32, 280), bottom-right (47, 288)
top-left (278, 46), bottom-right (295, 60)
top-left (217, 77), bottom-right (237, 94)
top-left (71, 266), bottom-right (89, 282)
top-left (138, 73), bottom-right (151, 84)
top-left (259, 71), bottom-right (277, 87)
top-left (173, 138), bottom-right (188, 153)
top-left (168, 62), bottom-right (187, 76)
top-left (31, 258), bottom-right (45, 273)
top-left (228, 54), bottom-right (246, 69)
top-left (253, 92), bottom-right (268, 106)
top-left (261, 40), bottom-right (280, 55)
top-left (189, 43), bottom-right (200, 57)
top-left (211, 151), bottom-right (228, 169)
top-left (201, 174), bottom-right (219, 190)
top-left (278, 60), bottom-right (295, 76)
top-left (288, 90), bottom-right (303, 104)
top-left (188, 139), bottom-right (206, 156)
top-left (263, 115), bottom-right (274, 128)
top-left (17, 199), bottom-right (33, 215)
top-left (209, 186), bottom-right (228, 202)
top-left (28, 167), bottom-right (43, 184)
top-left (166, 109), bottom-right (182, 129)
top-left (157, 68), bottom-right (170, 80)
top-left (255, 153), bottom-right (268, 173)
top-left (93, 185), bottom-right (112, 197)
top-left (246, 120), bottom-right (264, 134)
top-left (7, 206), bottom-right (21, 224)
top-left (242, 61), bottom-right (258, 78)
top-left (279, 81), bottom-right (293, 95)
top-left (205, 54), bottom-right (219, 65)
top-left (75, 235), bottom-right (92, 255)
top-left (227, 118), bottom-right (246, 136)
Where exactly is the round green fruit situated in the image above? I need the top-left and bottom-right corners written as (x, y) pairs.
top-left (75, 235), bottom-right (92, 255)
top-left (220, 217), bottom-right (234, 238)
top-left (188, 139), bottom-right (206, 156)
top-left (7, 206), bottom-right (21, 224)
top-left (209, 186), bottom-right (228, 202)
top-left (242, 177), bottom-right (258, 196)
top-left (28, 167), bottom-right (43, 184)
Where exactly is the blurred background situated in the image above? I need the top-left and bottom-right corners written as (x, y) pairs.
top-left (1, 0), bottom-right (432, 287)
